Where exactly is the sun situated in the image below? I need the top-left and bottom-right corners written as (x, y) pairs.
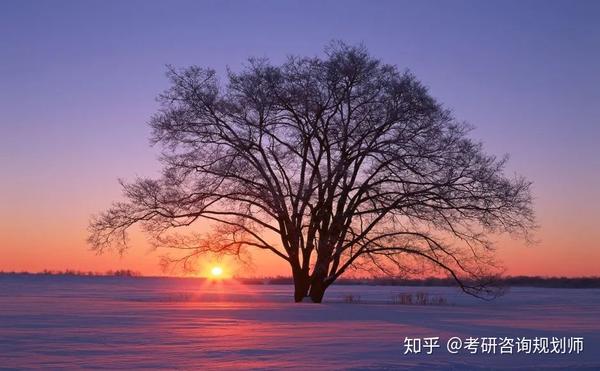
top-left (210, 266), bottom-right (223, 278)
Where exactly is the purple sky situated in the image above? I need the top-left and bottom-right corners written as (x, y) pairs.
top-left (1, 0), bottom-right (599, 275)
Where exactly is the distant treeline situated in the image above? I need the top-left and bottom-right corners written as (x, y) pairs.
top-left (2, 271), bottom-right (600, 288)
top-left (0, 269), bottom-right (140, 277)
top-left (237, 276), bottom-right (600, 288)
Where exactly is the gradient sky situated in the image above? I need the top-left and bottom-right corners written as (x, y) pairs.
top-left (1, 0), bottom-right (599, 277)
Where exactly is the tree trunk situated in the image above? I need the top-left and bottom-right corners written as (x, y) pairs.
top-left (292, 269), bottom-right (309, 302)
top-left (308, 278), bottom-right (327, 303)
top-left (308, 259), bottom-right (330, 303)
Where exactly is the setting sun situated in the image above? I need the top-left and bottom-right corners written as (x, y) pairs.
top-left (210, 266), bottom-right (223, 278)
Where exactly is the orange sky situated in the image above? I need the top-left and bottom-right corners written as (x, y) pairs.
top-left (1, 194), bottom-right (598, 277)
top-left (0, 111), bottom-right (598, 278)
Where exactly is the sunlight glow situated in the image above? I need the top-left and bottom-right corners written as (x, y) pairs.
top-left (210, 266), bottom-right (223, 278)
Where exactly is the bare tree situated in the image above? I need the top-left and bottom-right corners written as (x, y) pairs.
top-left (89, 42), bottom-right (534, 303)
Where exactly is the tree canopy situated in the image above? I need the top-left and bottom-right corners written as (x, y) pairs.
top-left (89, 42), bottom-right (535, 302)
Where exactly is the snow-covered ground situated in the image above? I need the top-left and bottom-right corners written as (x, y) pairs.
top-left (1, 276), bottom-right (599, 369)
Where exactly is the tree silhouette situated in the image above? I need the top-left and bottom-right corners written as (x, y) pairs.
top-left (89, 42), bottom-right (534, 303)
